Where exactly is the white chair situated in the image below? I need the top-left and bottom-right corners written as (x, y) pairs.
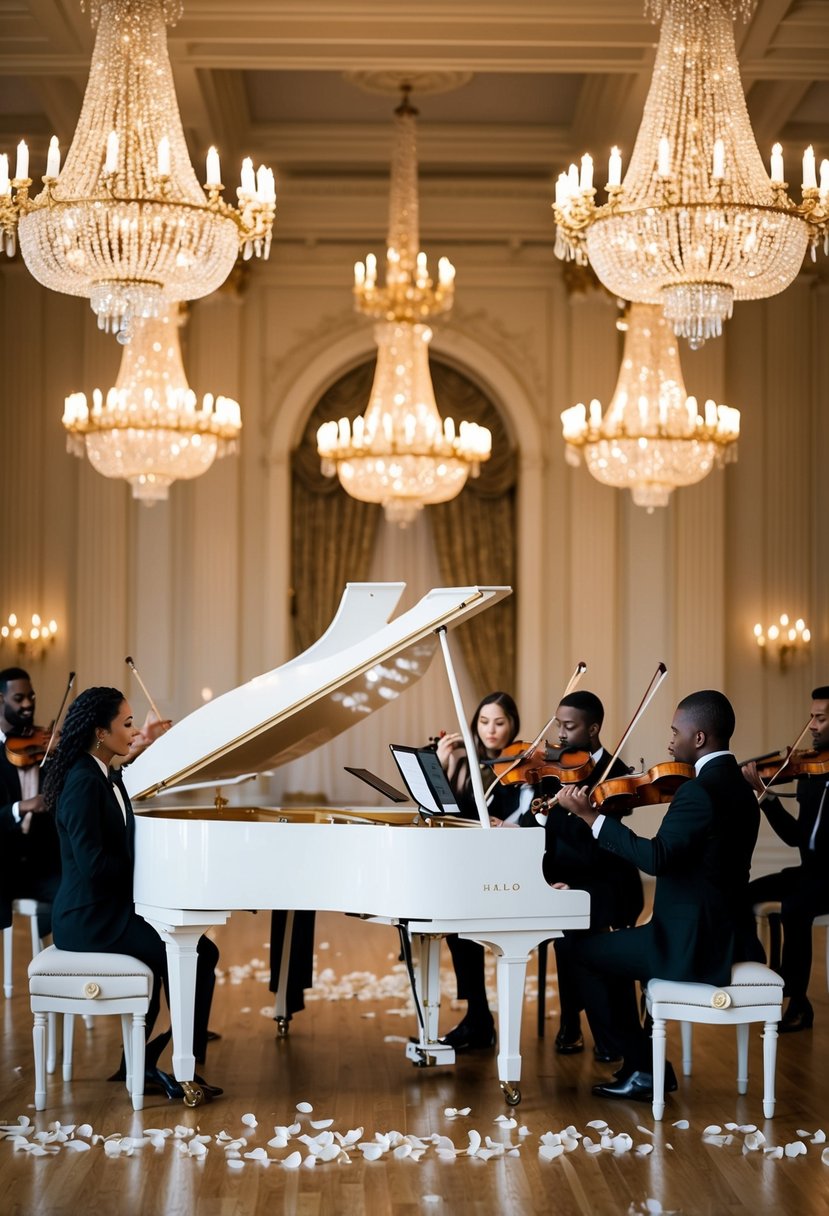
top-left (3, 898), bottom-right (45, 999)
top-left (645, 961), bottom-right (784, 1121)
top-left (753, 900), bottom-right (829, 990)
top-left (28, 946), bottom-right (153, 1112)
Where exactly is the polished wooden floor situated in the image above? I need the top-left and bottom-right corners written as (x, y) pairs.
top-left (1, 909), bottom-right (828, 1216)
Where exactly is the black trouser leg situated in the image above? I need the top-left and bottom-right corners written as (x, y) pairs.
top-left (446, 934), bottom-right (491, 1024)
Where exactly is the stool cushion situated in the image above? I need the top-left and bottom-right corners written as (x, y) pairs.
top-left (28, 946), bottom-right (153, 1000)
top-left (647, 962), bottom-right (783, 1010)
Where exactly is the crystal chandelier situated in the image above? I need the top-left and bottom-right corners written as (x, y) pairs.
top-left (316, 87), bottom-right (491, 526)
top-left (553, 0), bottom-right (828, 348)
top-left (0, 0), bottom-right (275, 343)
top-left (561, 303), bottom-right (740, 509)
top-left (62, 308), bottom-right (241, 502)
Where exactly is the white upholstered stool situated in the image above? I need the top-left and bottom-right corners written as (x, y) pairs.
top-left (645, 961), bottom-right (784, 1121)
top-left (28, 946), bottom-right (154, 1112)
top-left (753, 900), bottom-right (829, 990)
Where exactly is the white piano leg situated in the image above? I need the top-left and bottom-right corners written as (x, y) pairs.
top-left (405, 932), bottom-right (455, 1068)
top-left (461, 929), bottom-right (560, 1106)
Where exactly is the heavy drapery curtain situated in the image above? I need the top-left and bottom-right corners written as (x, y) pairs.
top-left (291, 358), bottom-right (516, 698)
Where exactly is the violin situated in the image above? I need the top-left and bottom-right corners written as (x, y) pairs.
top-left (489, 743), bottom-right (594, 787)
top-left (742, 747), bottom-right (829, 785)
top-left (4, 725), bottom-right (56, 769)
top-left (532, 759), bottom-right (694, 817)
top-left (590, 760), bottom-right (694, 812)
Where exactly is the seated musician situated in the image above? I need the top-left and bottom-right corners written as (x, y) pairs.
top-left (42, 686), bottom-right (222, 1100)
top-left (743, 684), bottom-right (829, 1033)
top-left (0, 666), bottom-right (61, 941)
top-left (434, 691), bottom-right (524, 1050)
top-left (553, 690), bottom-right (762, 1103)
top-left (533, 691), bottom-right (643, 1061)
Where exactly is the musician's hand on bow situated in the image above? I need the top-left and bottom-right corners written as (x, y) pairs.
top-left (489, 816), bottom-right (516, 828)
top-left (555, 784), bottom-right (598, 827)
top-left (436, 731), bottom-right (465, 782)
top-left (741, 760), bottom-right (766, 798)
top-left (549, 881), bottom-right (570, 890)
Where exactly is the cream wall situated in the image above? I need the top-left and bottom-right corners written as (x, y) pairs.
top-left (1, 244), bottom-right (826, 868)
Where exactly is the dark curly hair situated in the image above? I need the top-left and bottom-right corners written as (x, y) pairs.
top-left (42, 686), bottom-right (125, 811)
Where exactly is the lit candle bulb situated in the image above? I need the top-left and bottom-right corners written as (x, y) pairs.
top-left (416, 251), bottom-right (428, 282)
top-left (354, 260), bottom-right (365, 286)
top-left (104, 130), bottom-right (119, 175)
top-left (567, 163), bottom-right (579, 193)
top-left (0, 154), bottom-right (9, 196)
top-left (579, 153), bottom-right (593, 192)
top-left (206, 146), bottom-right (221, 186)
top-left (365, 252), bottom-right (377, 284)
top-left (157, 136), bottom-right (170, 177)
top-left (438, 256), bottom-right (454, 285)
top-left (15, 140), bottom-right (29, 181)
top-left (657, 137), bottom-right (671, 178)
top-left (589, 399), bottom-right (602, 428)
top-left (770, 143), bottom-right (784, 184)
top-left (608, 146), bottom-right (622, 188)
top-left (240, 157), bottom-right (255, 194)
top-left (712, 138), bottom-right (725, 181)
top-left (802, 145), bottom-right (817, 191)
top-left (46, 135), bottom-right (61, 178)
top-left (820, 159), bottom-right (829, 198)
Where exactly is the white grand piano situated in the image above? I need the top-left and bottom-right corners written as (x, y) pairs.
top-left (126, 583), bottom-right (589, 1106)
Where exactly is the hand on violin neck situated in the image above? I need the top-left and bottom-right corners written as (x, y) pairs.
top-left (556, 784), bottom-right (597, 826)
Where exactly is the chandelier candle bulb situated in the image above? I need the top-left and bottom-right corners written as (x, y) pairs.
top-left (712, 139), bottom-right (725, 181)
top-left (354, 261), bottom-right (365, 286)
top-left (802, 146), bottom-right (817, 191)
top-left (240, 157), bottom-right (255, 194)
top-left (770, 143), bottom-right (785, 184)
top-left (14, 140), bottom-right (28, 182)
top-left (820, 160), bottom-right (829, 198)
top-left (45, 136), bottom-right (60, 179)
top-left (157, 136), bottom-right (170, 177)
top-left (0, 155), bottom-right (9, 195)
top-left (657, 136), bottom-right (671, 178)
top-left (580, 154), bottom-right (594, 192)
top-left (104, 130), bottom-right (119, 175)
top-left (608, 147), bottom-right (622, 188)
top-left (365, 252), bottom-right (377, 286)
top-left (205, 147), bottom-right (221, 187)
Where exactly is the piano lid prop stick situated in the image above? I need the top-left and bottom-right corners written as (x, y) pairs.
top-left (125, 655), bottom-right (163, 723)
top-left (436, 626), bottom-right (491, 829)
top-left (593, 662), bottom-right (668, 789)
top-left (39, 670), bottom-right (76, 769)
top-left (488, 660), bottom-right (587, 794)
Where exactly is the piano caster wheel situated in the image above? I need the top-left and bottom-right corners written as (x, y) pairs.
top-left (500, 1081), bottom-right (521, 1107)
top-left (275, 1017), bottom-right (290, 1038)
top-left (182, 1081), bottom-right (204, 1108)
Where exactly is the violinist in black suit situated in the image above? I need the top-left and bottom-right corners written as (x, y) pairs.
top-left (554, 689), bottom-right (762, 1103)
top-left (744, 684), bottom-right (829, 1032)
top-left (42, 686), bottom-right (221, 1100)
top-left (531, 691), bottom-right (643, 1062)
top-left (0, 667), bottom-right (61, 939)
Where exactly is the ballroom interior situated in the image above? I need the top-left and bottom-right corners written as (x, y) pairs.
top-left (1, 3), bottom-right (828, 1211)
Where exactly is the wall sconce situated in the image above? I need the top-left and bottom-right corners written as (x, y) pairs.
top-left (0, 613), bottom-right (58, 659)
top-left (754, 615), bottom-right (811, 670)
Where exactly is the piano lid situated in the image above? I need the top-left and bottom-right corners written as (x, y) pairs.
top-left (124, 583), bottom-right (511, 801)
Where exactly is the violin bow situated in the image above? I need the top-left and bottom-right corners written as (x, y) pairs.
top-left (125, 655), bottom-right (163, 722)
top-left (756, 716), bottom-right (813, 805)
top-left (487, 661), bottom-right (587, 796)
top-left (39, 671), bottom-right (76, 769)
top-left (592, 662), bottom-right (669, 789)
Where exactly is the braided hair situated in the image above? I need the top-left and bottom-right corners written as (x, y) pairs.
top-left (42, 686), bottom-right (125, 811)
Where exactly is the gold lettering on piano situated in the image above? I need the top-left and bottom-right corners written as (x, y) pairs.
top-left (482, 883), bottom-right (521, 892)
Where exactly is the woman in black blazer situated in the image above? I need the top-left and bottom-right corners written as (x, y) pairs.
top-left (42, 686), bottom-right (221, 1100)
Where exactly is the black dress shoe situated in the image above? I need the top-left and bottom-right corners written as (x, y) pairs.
top-left (592, 1062), bottom-right (677, 1102)
top-left (554, 1028), bottom-right (585, 1055)
top-left (593, 1045), bottom-right (623, 1064)
top-left (779, 999), bottom-right (814, 1033)
top-left (193, 1074), bottom-right (223, 1100)
top-left (144, 1066), bottom-right (184, 1101)
top-left (439, 1020), bottom-right (496, 1052)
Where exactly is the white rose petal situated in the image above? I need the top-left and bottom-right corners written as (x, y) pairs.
top-left (281, 1151), bottom-right (303, 1169)
top-left (310, 1118), bottom-right (334, 1130)
top-left (764, 1146), bottom-right (784, 1159)
top-left (241, 1113), bottom-right (258, 1128)
top-left (227, 1159), bottom-right (245, 1170)
top-left (296, 1102), bottom-right (313, 1114)
top-left (466, 1130), bottom-right (482, 1156)
top-left (811, 1129), bottom-right (826, 1144)
top-left (539, 1144), bottom-right (564, 1161)
top-left (785, 1142), bottom-right (807, 1158)
top-left (703, 1124), bottom-right (721, 1135)
top-left (672, 1119), bottom-right (689, 1130)
top-left (636, 1144), bottom-right (654, 1156)
top-left (821, 1147), bottom-right (829, 1165)
top-left (361, 1143), bottom-right (385, 1161)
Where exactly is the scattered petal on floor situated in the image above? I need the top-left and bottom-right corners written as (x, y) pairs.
top-left (281, 1150), bottom-right (302, 1169)
top-left (268, 1134), bottom-right (288, 1149)
top-left (539, 1144), bottom-right (564, 1161)
top-left (743, 1131), bottom-right (766, 1151)
top-left (672, 1120), bottom-right (689, 1130)
top-left (763, 1146), bottom-right (784, 1159)
top-left (785, 1142), bottom-right (807, 1158)
top-left (241, 1113), bottom-right (258, 1128)
top-left (811, 1129), bottom-right (826, 1144)
top-left (227, 1158), bottom-right (245, 1170)
top-left (822, 1147), bottom-right (829, 1166)
top-left (244, 1147), bottom-right (268, 1161)
top-left (703, 1125), bottom-right (721, 1135)
top-left (494, 1116), bottom-right (517, 1128)
top-left (310, 1118), bottom-right (334, 1130)
top-left (359, 1143), bottom-right (384, 1161)
top-left (636, 1144), bottom-right (654, 1156)
top-left (296, 1102), bottom-right (313, 1114)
